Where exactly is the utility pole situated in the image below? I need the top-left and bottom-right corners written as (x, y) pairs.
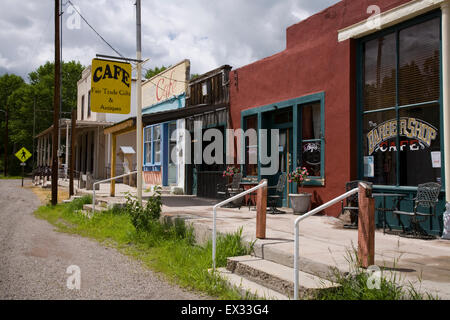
top-left (52, 0), bottom-right (61, 205)
top-left (58, 0), bottom-right (63, 163)
top-left (136, 0), bottom-right (143, 205)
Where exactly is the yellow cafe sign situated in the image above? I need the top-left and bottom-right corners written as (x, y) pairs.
top-left (90, 58), bottom-right (132, 114)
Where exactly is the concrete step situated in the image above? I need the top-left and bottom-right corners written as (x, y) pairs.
top-left (82, 204), bottom-right (109, 212)
top-left (77, 210), bottom-right (93, 219)
top-left (97, 198), bottom-right (127, 209)
top-left (215, 268), bottom-right (289, 300)
top-left (251, 241), bottom-right (345, 281)
top-left (62, 195), bottom-right (83, 204)
top-left (226, 255), bottom-right (338, 299)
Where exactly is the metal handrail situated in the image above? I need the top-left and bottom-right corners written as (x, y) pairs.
top-left (92, 171), bottom-right (138, 214)
top-left (293, 187), bottom-right (360, 300)
top-left (212, 180), bottom-right (268, 271)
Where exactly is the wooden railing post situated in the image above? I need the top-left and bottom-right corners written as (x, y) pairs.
top-left (358, 182), bottom-right (375, 268)
top-left (256, 179), bottom-right (268, 239)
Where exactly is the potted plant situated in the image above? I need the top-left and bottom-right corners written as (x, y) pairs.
top-left (223, 166), bottom-right (240, 181)
top-left (288, 167), bottom-right (312, 215)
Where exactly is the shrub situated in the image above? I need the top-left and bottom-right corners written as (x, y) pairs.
top-left (124, 186), bottom-right (162, 232)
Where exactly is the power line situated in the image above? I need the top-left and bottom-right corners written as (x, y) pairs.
top-left (65, 1), bottom-right (187, 96)
top-left (66, 0), bottom-right (125, 58)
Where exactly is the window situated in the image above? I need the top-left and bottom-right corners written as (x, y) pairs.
top-left (144, 124), bottom-right (162, 166)
top-left (300, 102), bottom-right (323, 178)
top-left (244, 115), bottom-right (258, 176)
top-left (241, 92), bottom-right (325, 185)
top-left (81, 95), bottom-right (84, 120)
top-left (169, 121), bottom-right (177, 166)
top-left (144, 126), bottom-right (152, 164)
top-left (360, 15), bottom-right (441, 187)
top-left (88, 90), bottom-right (91, 118)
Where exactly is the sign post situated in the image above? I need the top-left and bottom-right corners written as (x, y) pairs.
top-left (15, 147), bottom-right (32, 187)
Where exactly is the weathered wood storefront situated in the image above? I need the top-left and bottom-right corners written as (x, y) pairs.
top-left (184, 65), bottom-right (231, 198)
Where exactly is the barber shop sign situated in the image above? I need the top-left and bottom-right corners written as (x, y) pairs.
top-left (367, 117), bottom-right (438, 155)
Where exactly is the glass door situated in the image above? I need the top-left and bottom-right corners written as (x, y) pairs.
top-left (168, 122), bottom-right (177, 185)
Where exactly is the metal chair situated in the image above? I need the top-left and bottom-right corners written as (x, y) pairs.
top-left (267, 172), bottom-right (287, 214)
top-left (393, 182), bottom-right (441, 239)
top-left (216, 173), bottom-right (244, 208)
top-left (340, 180), bottom-right (364, 229)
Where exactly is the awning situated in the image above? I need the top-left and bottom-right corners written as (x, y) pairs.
top-left (104, 118), bottom-right (136, 135)
top-left (142, 103), bottom-right (228, 127)
top-left (35, 119), bottom-right (114, 138)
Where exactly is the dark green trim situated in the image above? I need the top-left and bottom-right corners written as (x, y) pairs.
top-left (356, 9), bottom-right (444, 189)
top-left (240, 92), bottom-right (326, 187)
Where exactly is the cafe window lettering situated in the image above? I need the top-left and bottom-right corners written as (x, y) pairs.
top-left (361, 15), bottom-right (441, 187)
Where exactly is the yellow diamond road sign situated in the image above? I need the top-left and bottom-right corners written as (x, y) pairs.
top-left (15, 147), bottom-right (32, 163)
top-left (91, 58), bottom-right (132, 114)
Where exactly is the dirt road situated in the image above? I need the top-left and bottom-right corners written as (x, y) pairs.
top-left (0, 179), bottom-right (202, 300)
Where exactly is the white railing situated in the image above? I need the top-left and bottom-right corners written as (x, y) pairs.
top-left (92, 171), bottom-right (138, 214)
top-left (293, 186), bottom-right (360, 300)
top-left (212, 180), bottom-right (268, 271)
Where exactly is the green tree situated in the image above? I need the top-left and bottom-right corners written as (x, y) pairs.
top-left (0, 74), bottom-right (25, 175)
top-left (0, 61), bottom-right (83, 175)
top-left (144, 66), bottom-right (170, 79)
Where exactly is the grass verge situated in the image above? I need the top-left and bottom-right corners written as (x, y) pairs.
top-left (34, 196), bottom-right (254, 300)
top-left (0, 175), bottom-right (23, 179)
top-left (314, 249), bottom-right (439, 300)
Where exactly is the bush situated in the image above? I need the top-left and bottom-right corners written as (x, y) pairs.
top-left (124, 186), bottom-right (162, 232)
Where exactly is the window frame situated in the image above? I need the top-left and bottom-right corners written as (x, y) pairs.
top-left (144, 124), bottom-right (162, 167)
top-left (356, 10), bottom-right (444, 190)
top-left (240, 92), bottom-right (326, 187)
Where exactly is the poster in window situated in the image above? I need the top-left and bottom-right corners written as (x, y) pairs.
top-left (431, 151), bottom-right (441, 168)
top-left (364, 156), bottom-right (374, 178)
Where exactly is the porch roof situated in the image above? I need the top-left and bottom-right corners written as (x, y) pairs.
top-left (35, 120), bottom-right (114, 138)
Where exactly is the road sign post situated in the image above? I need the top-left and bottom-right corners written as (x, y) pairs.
top-left (20, 162), bottom-right (26, 187)
top-left (15, 147), bottom-right (32, 188)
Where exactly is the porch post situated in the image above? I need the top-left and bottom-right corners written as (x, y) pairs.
top-left (357, 182), bottom-right (375, 268)
top-left (65, 122), bottom-right (69, 179)
top-left (37, 137), bottom-right (41, 167)
top-left (43, 136), bottom-right (46, 167)
top-left (86, 131), bottom-right (92, 174)
top-left (47, 134), bottom-right (51, 166)
top-left (256, 179), bottom-right (268, 239)
top-left (441, 1), bottom-right (450, 239)
top-left (110, 133), bottom-right (116, 197)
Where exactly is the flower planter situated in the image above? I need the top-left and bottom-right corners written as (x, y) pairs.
top-left (289, 193), bottom-right (312, 215)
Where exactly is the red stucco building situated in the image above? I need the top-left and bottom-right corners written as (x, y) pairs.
top-left (229, 0), bottom-right (449, 235)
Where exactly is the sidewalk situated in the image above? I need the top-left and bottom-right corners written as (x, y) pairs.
top-left (161, 197), bottom-right (450, 299)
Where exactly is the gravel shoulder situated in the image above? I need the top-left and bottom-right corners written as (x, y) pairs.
top-left (0, 179), bottom-right (204, 300)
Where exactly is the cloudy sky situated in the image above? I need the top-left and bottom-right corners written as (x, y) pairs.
top-left (0, 0), bottom-right (340, 81)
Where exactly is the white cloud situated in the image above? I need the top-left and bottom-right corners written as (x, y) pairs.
top-left (0, 0), bottom-right (341, 80)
